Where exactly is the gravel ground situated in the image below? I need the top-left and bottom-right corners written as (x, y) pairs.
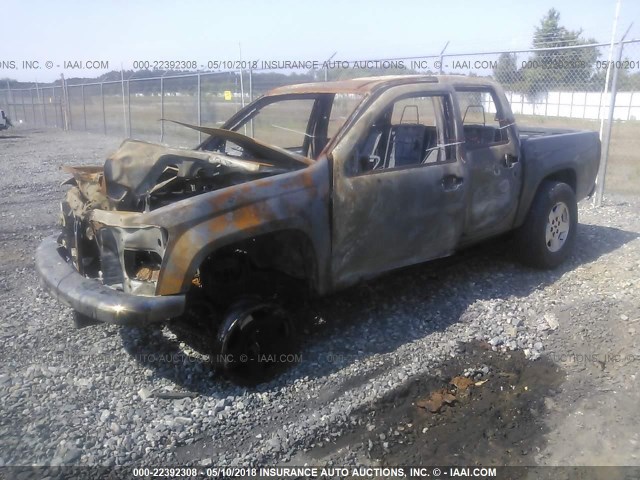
top-left (0, 128), bottom-right (639, 469)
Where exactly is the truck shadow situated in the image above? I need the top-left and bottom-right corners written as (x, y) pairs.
top-left (119, 222), bottom-right (637, 394)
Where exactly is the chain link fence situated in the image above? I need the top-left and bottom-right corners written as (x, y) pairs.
top-left (2, 41), bottom-right (640, 196)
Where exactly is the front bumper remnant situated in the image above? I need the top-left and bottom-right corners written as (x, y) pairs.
top-left (35, 235), bottom-right (185, 325)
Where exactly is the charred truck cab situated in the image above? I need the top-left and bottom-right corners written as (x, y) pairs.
top-left (36, 76), bottom-right (600, 380)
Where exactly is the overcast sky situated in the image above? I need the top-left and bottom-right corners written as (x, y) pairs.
top-left (2, 0), bottom-right (639, 82)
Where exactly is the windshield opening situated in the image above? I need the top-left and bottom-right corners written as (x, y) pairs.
top-left (200, 93), bottom-right (364, 160)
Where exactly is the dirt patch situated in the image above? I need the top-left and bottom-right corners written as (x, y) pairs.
top-left (308, 342), bottom-right (564, 467)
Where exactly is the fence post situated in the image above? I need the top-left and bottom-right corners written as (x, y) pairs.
top-left (439, 42), bottom-right (449, 74)
top-left (35, 88), bottom-right (39, 125)
top-left (53, 87), bottom-right (59, 128)
top-left (569, 91), bottom-right (575, 118)
top-left (12, 89), bottom-right (17, 123)
top-left (58, 86), bottom-right (66, 130)
top-left (197, 73), bottom-right (202, 143)
top-left (120, 70), bottom-right (127, 138)
top-left (34, 83), bottom-right (38, 125)
top-left (40, 83), bottom-right (47, 127)
top-left (595, 41), bottom-right (625, 206)
top-left (21, 90), bottom-right (27, 124)
top-left (61, 86), bottom-right (66, 129)
top-left (16, 89), bottom-right (20, 123)
top-left (6, 80), bottom-right (15, 122)
top-left (12, 91), bottom-right (16, 122)
top-left (160, 77), bottom-right (164, 143)
top-left (66, 83), bottom-right (74, 130)
top-left (249, 69), bottom-right (255, 137)
top-left (544, 92), bottom-right (549, 117)
top-left (127, 80), bottom-right (131, 137)
top-left (60, 76), bottom-right (69, 131)
top-left (31, 89), bottom-right (36, 125)
top-left (81, 84), bottom-right (87, 131)
top-left (101, 83), bottom-right (106, 135)
top-left (239, 69), bottom-right (245, 109)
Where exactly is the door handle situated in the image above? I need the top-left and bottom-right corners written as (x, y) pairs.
top-left (441, 175), bottom-right (464, 191)
top-left (504, 154), bottom-right (519, 168)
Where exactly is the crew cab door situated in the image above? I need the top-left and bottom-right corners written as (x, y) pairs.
top-left (454, 86), bottom-right (522, 240)
top-left (330, 84), bottom-right (467, 287)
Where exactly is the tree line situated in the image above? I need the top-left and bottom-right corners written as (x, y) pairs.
top-left (3, 9), bottom-right (638, 97)
top-left (493, 8), bottom-right (640, 96)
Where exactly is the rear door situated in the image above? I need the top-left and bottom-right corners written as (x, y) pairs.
top-left (330, 84), bottom-right (467, 287)
top-left (455, 86), bottom-right (522, 239)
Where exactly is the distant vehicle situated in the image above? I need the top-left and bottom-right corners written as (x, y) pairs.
top-left (0, 110), bottom-right (12, 131)
top-left (36, 75), bottom-right (600, 379)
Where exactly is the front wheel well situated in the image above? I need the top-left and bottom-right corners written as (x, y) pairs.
top-left (195, 230), bottom-right (318, 306)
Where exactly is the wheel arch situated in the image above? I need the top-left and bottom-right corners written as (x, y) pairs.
top-left (187, 226), bottom-right (321, 297)
top-left (515, 167), bottom-right (577, 228)
top-left (544, 169), bottom-right (577, 193)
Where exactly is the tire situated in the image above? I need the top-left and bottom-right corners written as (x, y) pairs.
top-left (515, 181), bottom-right (578, 269)
top-left (211, 297), bottom-right (298, 384)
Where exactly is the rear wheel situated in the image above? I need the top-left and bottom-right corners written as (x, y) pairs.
top-left (515, 181), bottom-right (577, 269)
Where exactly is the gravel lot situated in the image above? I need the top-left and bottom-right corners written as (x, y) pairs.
top-left (1, 128), bottom-right (639, 470)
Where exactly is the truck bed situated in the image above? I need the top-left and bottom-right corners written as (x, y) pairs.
top-left (518, 126), bottom-right (581, 139)
top-left (517, 127), bottom-right (600, 219)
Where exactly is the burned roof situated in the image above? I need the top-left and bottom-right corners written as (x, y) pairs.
top-left (265, 75), bottom-right (498, 96)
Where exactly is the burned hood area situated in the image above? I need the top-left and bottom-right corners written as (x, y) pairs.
top-left (67, 133), bottom-right (307, 215)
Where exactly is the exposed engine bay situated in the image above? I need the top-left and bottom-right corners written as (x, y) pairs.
top-left (65, 138), bottom-right (294, 216)
top-left (58, 130), bottom-right (308, 297)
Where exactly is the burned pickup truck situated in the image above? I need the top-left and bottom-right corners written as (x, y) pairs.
top-left (36, 75), bottom-right (600, 377)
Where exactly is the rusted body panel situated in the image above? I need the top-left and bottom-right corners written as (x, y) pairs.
top-left (265, 75), bottom-right (437, 95)
top-left (35, 75), bottom-right (601, 326)
top-left (329, 83), bottom-right (468, 286)
top-left (139, 159), bottom-right (332, 295)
